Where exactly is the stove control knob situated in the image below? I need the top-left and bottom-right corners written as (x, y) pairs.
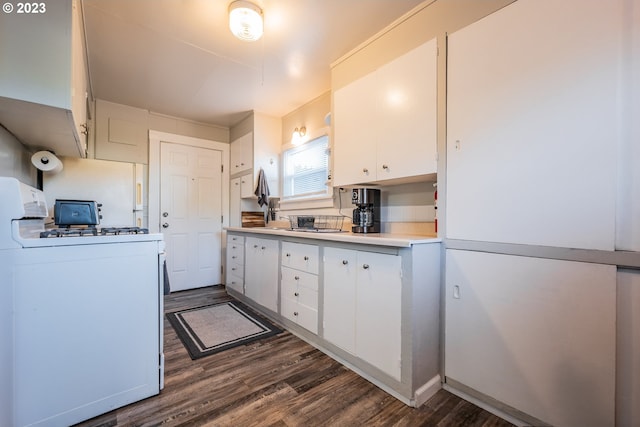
top-left (162, 223), bottom-right (169, 228)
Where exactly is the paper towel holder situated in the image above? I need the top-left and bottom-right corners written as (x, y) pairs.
top-left (31, 150), bottom-right (63, 190)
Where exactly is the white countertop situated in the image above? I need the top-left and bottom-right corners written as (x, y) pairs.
top-left (225, 226), bottom-right (441, 248)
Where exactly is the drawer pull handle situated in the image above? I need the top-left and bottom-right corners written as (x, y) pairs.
top-left (294, 292), bottom-right (299, 297)
top-left (362, 264), bottom-right (370, 270)
top-left (342, 260), bottom-right (348, 265)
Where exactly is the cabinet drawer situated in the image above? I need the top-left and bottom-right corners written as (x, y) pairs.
top-left (228, 247), bottom-right (244, 265)
top-left (281, 296), bottom-right (318, 334)
top-left (228, 234), bottom-right (245, 244)
top-left (281, 241), bottom-right (319, 274)
top-left (281, 279), bottom-right (318, 309)
top-left (227, 274), bottom-right (244, 289)
top-left (281, 267), bottom-right (318, 292)
top-left (228, 263), bottom-right (244, 279)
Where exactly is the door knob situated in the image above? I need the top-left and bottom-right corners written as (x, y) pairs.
top-left (162, 223), bottom-right (169, 228)
top-left (162, 212), bottom-right (169, 217)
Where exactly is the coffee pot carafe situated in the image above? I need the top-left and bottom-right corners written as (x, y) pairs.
top-left (351, 188), bottom-right (381, 233)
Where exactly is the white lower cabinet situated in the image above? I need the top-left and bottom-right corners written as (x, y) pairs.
top-left (281, 268), bottom-right (318, 333)
top-left (244, 237), bottom-right (279, 312)
top-left (323, 247), bottom-right (402, 381)
top-left (445, 249), bottom-right (616, 427)
top-left (280, 242), bottom-right (319, 333)
top-left (225, 234), bottom-right (244, 293)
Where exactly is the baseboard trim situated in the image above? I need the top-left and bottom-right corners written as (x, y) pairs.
top-left (443, 378), bottom-right (549, 427)
top-left (413, 375), bottom-right (442, 407)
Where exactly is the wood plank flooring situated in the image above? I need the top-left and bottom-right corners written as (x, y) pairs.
top-left (74, 286), bottom-right (514, 427)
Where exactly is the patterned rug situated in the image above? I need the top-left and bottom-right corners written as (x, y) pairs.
top-left (167, 300), bottom-right (283, 360)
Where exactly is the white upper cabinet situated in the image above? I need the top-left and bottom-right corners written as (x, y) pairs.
top-left (333, 38), bottom-right (437, 186)
top-left (230, 132), bottom-right (253, 175)
top-left (446, 0), bottom-right (622, 250)
top-left (0, 0), bottom-right (88, 157)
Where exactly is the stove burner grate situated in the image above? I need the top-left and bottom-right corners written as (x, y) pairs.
top-left (40, 227), bottom-right (98, 238)
top-left (100, 227), bottom-right (149, 236)
top-left (40, 227), bottom-right (149, 238)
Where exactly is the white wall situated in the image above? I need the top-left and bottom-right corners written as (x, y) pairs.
top-left (0, 126), bottom-right (34, 185)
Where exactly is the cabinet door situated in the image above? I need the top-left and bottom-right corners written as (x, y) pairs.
top-left (355, 251), bottom-right (402, 381)
top-left (230, 132), bottom-right (253, 175)
top-left (446, 0), bottom-right (619, 250)
top-left (245, 237), bottom-right (278, 312)
top-left (229, 177), bottom-right (241, 228)
top-left (71, 0), bottom-right (88, 155)
top-left (376, 38), bottom-right (437, 181)
top-left (323, 247), bottom-right (357, 354)
top-left (239, 173), bottom-right (254, 199)
top-left (333, 76), bottom-right (378, 186)
top-left (445, 249), bottom-right (615, 427)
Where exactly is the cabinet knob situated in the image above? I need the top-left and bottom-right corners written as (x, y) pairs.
top-left (304, 256), bottom-right (309, 261)
top-left (293, 312), bottom-right (299, 316)
top-left (254, 244), bottom-right (258, 248)
top-left (261, 246), bottom-right (266, 250)
top-left (294, 292), bottom-right (299, 297)
top-left (342, 260), bottom-right (348, 265)
top-left (294, 276), bottom-right (300, 280)
top-left (363, 168), bottom-right (369, 174)
top-left (232, 255), bottom-right (237, 259)
top-left (362, 264), bottom-right (370, 270)
top-left (231, 267), bottom-right (236, 271)
top-left (286, 253), bottom-right (291, 257)
top-left (382, 164), bottom-right (389, 170)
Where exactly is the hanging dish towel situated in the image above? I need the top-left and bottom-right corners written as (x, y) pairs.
top-left (254, 168), bottom-right (270, 207)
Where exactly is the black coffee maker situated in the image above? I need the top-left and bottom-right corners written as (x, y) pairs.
top-left (351, 188), bottom-right (381, 233)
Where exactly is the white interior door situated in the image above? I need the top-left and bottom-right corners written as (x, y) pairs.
top-left (160, 142), bottom-right (223, 291)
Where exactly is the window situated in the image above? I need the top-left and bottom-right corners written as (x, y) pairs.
top-left (282, 134), bottom-right (330, 201)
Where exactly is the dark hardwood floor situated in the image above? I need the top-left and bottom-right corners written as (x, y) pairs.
top-left (75, 286), bottom-right (513, 427)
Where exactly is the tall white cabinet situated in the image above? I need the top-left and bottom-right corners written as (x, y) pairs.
top-left (443, 0), bottom-right (629, 425)
top-left (333, 38), bottom-right (437, 186)
top-left (446, 0), bottom-right (621, 251)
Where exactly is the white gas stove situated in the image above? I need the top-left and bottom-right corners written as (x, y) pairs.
top-left (0, 177), bottom-right (165, 427)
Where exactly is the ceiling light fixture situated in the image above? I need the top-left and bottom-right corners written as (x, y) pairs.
top-left (228, 0), bottom-right (264, 42)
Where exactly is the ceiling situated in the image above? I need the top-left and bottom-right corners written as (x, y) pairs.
top-left (82, 0), bottom-right (426, 128)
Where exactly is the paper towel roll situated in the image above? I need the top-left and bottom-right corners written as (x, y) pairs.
top-left (31, 151), bottom-right (63, 173)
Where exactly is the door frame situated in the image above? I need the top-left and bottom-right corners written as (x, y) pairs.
top-left (148, 130), bottom-right (229, 235)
